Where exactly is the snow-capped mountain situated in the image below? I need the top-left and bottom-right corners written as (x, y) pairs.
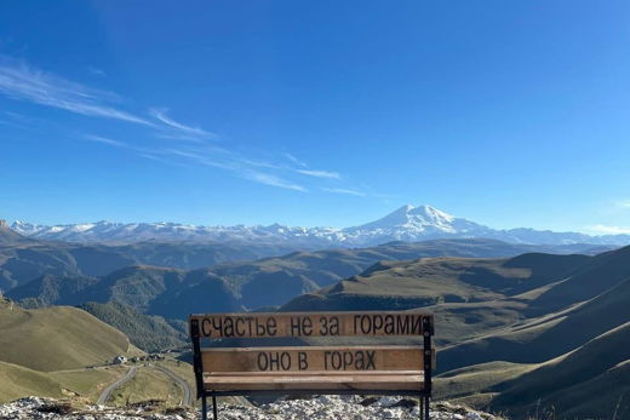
top-left (9, 220), bottom-right (345, 246)
top-left (343, 204), bottom-right (495, 242)
top-left (9, 204), bottom-right (630, 246)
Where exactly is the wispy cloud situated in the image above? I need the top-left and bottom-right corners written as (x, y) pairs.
top-left (244, 171), bottom-right (307, 192)
top-left (585, 224), bottom-right (630, 235)
top-left (87, 66), bottom-right (106, 77)
top-left (615, 200), bottom-right (630, 209)
top-left (0, 57), bottom-right (351, 194)
top-left (163, 147), bottom-right (307, 191)
top-left (86, 138), bottom-right (308, 192)
top-left (296, 169), bottom-right (341, 179)
top-left (322, 187), bottom-right (367, 197)
top-left (149, 108), bottom-right (216, 141)
top-left (162, 147), bottom-right (237, 171)
top-left (83, 134), bottom-right (128, 148)
top-left (137, 152), bottom-right (187, 167)
top-left (0, 56), bottom-right (152, 126)
top-left (284, 153), bottom-right (307, 168)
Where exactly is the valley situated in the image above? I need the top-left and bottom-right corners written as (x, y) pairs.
top-left (0, 297), bottom-right (197, 408)
top-left (0, 212), bottom-right (628, 419)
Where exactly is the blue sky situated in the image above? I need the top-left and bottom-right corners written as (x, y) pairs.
top-left (1, 0), bottom-right (630, 233)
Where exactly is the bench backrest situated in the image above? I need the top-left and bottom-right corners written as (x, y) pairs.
top-left (191, 311), bottom-right (432, 338)
top-left (189, 310), bottom-right (434, 396)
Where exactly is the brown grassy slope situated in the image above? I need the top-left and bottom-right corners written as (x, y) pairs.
top-left (0, 361), bottom-right (64, 402)
top-left (49, 366), bottom-right (129, 402)
top-left (437, 272), bottom-right (630, 372)
top-left (282, 253), bottom-right (589, 346)
top-left (434, 360), bottom-right (539, 401)
top-left (490, 322), bottom-right (630, 419)
top-left (109, 366), bottom-right (182, 407)
top-left (284, 253), bottom-right (588, 308)
top-left (0, 300), bottom-right (133, 371)
top-left (527, 245), bottom-right (630, 315)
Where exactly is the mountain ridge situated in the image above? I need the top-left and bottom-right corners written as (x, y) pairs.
top-left (9, 205), bottom-right (630, 246)
top-left (280, 244), bottom-right (630, 418)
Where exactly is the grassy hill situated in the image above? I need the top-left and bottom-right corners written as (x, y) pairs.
top-left (0, 298), bottom-right (135, 371)
top-left (282, 253), bottom-right (589, 344)
top-left (489, 322), bottom-right (630, 418)
top-left (0, 361), bottom-right (65, 402)
top-left (282, 245), bottom-right (630, 419)
top-left (0, 296), bottom-right (148, 403)
top-left (437, 255), bottom-right (630, 372)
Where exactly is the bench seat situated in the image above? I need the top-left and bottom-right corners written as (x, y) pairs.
top-left (204, 371), bottom-right (425, 391)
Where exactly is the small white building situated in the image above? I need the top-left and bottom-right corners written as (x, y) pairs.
top-left (112, 355), bottom-right (127, 365)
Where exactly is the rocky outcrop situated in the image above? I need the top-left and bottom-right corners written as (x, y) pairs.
top-left (0, 396), bottom-right (504, 420)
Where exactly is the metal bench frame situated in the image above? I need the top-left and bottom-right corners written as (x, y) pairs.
top-left (190, 315), bottom-right (434, 420)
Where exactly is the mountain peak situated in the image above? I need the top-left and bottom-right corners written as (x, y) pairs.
top-left (407, 204), bottom-right (454, 222)
top-left (0, 219), bottom-right (30, 244)
top-left (348, 204), bottom-right (459, 235)
top-left (396, 204), bottom-right (416, 212)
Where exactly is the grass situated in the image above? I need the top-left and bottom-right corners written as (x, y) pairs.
top-left (153, 359), bottom-right (196, 392)
top-left (0, 301), bottom-right (133, 371)
top-left (109, 366), bottom-right (183, 407)
top-left (490, 322), bottom-right (630, 418)
top-left (0, 361), bottom-right (64, 403)
top-left (281, 246), bottom-right (630, 419)
top-left (0, 300), bottom-right (144, 404)
top-left (0, 361), bottom-right (135, 404)
top-left (435, 361), bottom-right (540, 401)
top-left (49, 366), bottom-right (128, 402)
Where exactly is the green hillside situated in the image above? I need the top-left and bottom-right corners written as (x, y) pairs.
top-left (282, 253), bottom-right (590, 346)
top-left (438, 259), bottom-right (630, 372)
top-left (282, 245), bottom-right (630, 419)
top-left (80, 301), bottom-right (187, 352)
top-left (491, 322), bottom-right (630, 418)
top-left (7, 273), bottom-right (99, 307)
top-left (0, 299), bottom-right (135, 371)
top-left (0, 296), bottom-right (145, 404)
top-left (0, 361), bottom-right (65, 402)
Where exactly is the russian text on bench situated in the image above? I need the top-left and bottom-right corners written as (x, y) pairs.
top-left (189, 310), bottom-right (435, 420)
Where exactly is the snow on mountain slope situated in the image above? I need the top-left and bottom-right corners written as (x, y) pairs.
top-left (344, 204), bottom-right (495, 242)
top-left (9, 205), bottom-right (630, 246)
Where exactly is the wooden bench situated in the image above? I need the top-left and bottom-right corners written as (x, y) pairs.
top-left (189, 311), bottom-right (435, 420)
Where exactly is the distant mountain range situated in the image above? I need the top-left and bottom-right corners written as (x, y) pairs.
top-left (8, 204), bottom-right (630, 246)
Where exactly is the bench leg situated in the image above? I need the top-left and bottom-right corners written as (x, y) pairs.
top-left (212, 395), bottom-right (218, 420)
top-left (423, 395), bottom-right (430, 420)
top-left (201, 395), bottom-right (207, 420)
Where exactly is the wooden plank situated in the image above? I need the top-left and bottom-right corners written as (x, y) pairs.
top-left (201, 345), bottom-right (428, 373)
top-left (203, 373), bottom-right (424, 391)
top-left (190, 311), bottom-right (433, 338)
top-left (204, 370), bottom-right (423, 377)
